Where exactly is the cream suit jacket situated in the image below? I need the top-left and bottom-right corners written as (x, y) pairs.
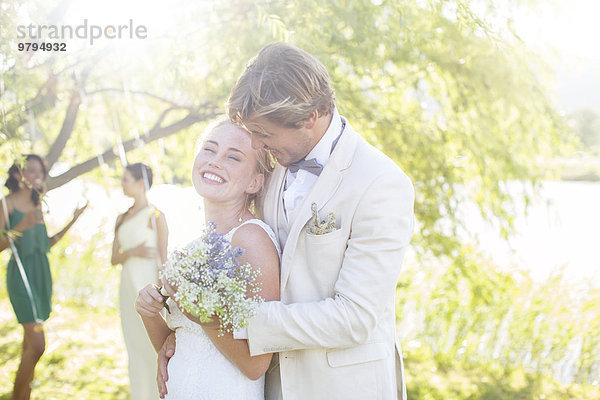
top-left (248, 118), bottom-right (415, 400)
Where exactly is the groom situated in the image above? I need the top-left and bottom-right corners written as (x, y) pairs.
top-left (161, 42), bottom-right (415, 399)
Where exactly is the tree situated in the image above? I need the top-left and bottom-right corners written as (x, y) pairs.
top-left (1, 0), bottom-right (569, 256)
top-left (5, 0), bottom-right (592, 389)
top-left (0, 0), bottom-right (224, 190)
top-left (571, 108), bottom-right (600, 152)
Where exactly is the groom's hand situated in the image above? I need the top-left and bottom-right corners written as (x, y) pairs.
top-left (157, 332), bottom-right (176, 398)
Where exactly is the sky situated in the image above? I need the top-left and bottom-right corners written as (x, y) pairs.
top-left (58, 0), bottom-right (600, 112)
top-left (511, 0), bottom-right (600, 111)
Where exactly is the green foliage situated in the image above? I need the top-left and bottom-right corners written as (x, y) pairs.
top-left (570, 108), bottom-right (600, 153)
top-left (406, 351), bottom-right (600, 400)
top-left (47, 230), bottom-right (118, 308)
top-left (1, 0), bottom-right (571, 257)
top-left (397, 243), bottom-right (600, 392)
top-left (3, 228), bottom-right (600, 399)
top-left (0, 224), bottom-right (127, 398)
top-left (0, 1), bottom-right (591, 397)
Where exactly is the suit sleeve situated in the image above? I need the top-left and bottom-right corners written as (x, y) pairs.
top-left (246, 169), bottom-right (415, 356)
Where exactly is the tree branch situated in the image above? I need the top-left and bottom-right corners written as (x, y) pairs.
top-left (45, 90), bottom-right (81, 169)
top-left (4, 47), bottom-right (105, 135)
top-left (42, 49), bottom-right (110, 168)
top-left (150, 107), bottom-right (176, 131)
top-left (46, 110), bottom-right (218, 190)
top-left (3, 73), bottom-right (58, 135)
top-left (85, 88), bottom-right (193, 109)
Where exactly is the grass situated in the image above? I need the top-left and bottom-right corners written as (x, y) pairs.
top-left (1, 296), bottom-right (599, 399)
top-left (0, 299), bottom-right (129, 400)
top-left (1, 232), bottom-right (600, 399)
top-left (405, 351), bottom-right (600, 400)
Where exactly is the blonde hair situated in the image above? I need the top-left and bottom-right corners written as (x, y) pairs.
top-left (227, 42), bottom-right (335, 129)
top-left (196, 116), bottom-right (274, 217)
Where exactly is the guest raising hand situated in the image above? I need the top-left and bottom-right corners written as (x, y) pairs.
top-left (0, 154), bottom-right (86, 400)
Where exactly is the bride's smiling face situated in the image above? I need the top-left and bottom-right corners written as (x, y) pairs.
top-left (192, 124), bottom-right (264, 203)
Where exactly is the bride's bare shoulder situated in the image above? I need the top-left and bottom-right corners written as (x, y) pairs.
top-left (231, 222), bottom-right (276, 254)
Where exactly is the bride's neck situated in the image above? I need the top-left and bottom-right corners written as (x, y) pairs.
top-left (203, 199), bottom-right (251, 234)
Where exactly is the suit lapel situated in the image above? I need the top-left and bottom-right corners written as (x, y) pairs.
top-left (263, 164), bottom-right (286, 232)
top-left (279, 122), bottom-right (359, 291)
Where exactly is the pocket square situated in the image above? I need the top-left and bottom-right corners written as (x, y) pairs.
top-left (306, 202), bottom-right (337, 235)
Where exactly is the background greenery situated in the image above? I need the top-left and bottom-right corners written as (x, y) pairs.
top-left (1, 0), bottom-right (599, 398)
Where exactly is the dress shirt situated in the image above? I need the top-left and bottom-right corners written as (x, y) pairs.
top-left (283, 107), bottom-right (343, 218)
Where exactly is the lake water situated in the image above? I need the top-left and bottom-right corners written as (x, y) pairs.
top-left (457, 180), bottom-right (600, 285)
top-left (43, 179), bottom-right (600, 284)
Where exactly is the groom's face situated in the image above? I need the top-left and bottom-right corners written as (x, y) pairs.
top-left (244, 116), bottom-right (316, 167)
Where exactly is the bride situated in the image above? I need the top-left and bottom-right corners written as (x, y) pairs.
top-left (135, 117), bottom-right (280, 399)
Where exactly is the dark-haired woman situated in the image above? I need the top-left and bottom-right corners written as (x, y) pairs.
top-left (111, 163), bottom-right (168, 400)
top-left (0, 154), bottom-right (86, 400)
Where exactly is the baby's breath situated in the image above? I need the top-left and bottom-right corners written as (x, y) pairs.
top-left (161, 222), bottom-right (263, 335)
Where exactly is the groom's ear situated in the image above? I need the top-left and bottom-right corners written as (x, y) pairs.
top-left (302, 110), bottom-right (319, 130)
top-left (246, 173), bottom-right (264, 195)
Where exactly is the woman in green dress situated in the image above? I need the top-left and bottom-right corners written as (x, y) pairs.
top-left (0, 154), bottom-right (86, 400)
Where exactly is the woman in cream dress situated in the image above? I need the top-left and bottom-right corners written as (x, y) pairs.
top-left (111, 163), bottom-right (168, 400)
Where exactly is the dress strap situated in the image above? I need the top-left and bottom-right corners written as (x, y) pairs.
top-left (1, 195), bottom-right (10, 230)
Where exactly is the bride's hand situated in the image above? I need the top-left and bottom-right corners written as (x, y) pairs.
top-left (180, 309), bottom-right (220, 330)
top-left (136, 284), bottom-right (164, 317)
top-left (200, 314), bottom-right (221, 330)
top-left (161, 279), bottom-right (175, 294)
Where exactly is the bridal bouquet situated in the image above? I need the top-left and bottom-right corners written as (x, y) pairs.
top-left (160, 222), bottom-right (262, 335)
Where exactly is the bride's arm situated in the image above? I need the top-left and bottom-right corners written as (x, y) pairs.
top-left (200, 223), bottom-right (280, 380)
top-left (136, 284), bottom-right (174, 352)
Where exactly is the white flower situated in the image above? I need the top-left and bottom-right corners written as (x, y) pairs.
top-left (160, 222), bottom-right (263, 335)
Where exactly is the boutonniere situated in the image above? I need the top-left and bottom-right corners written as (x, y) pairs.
top-left (306, 202), bottom-right (337, 235)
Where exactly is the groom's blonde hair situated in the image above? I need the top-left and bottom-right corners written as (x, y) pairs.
top-left (227, 42), bottom-right (335, 129)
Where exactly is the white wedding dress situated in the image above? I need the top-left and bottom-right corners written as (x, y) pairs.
top-left (164, 219), bottom-right (281, 400)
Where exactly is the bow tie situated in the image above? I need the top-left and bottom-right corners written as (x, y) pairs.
top-left (286, 118), bottom-right (345, 177)
top-left (287, 158), bottom-right (324, 176)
